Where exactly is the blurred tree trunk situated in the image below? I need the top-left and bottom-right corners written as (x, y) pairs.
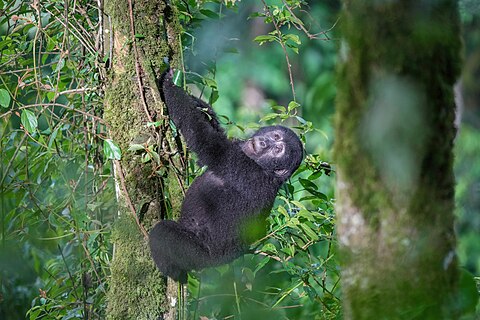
top-left (334, 1), bottom-right (462, 319)
top-left (103, 0), bottom-right (183, 319)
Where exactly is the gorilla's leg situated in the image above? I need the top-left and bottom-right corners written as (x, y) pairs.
top-left (149, 220), bottom-right (212, 282)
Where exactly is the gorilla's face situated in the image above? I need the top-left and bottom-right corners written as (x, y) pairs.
top-left (241, 125), bottom-right (303, 180)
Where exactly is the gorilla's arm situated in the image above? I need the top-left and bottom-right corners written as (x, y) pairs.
top-left (162, 73), bottom-right (231, 168)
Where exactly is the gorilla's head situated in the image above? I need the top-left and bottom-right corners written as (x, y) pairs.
top-left (241, 125), bottom-right (303, 181)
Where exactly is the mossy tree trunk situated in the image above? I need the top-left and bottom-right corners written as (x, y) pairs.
top-left (334, 1), bottom-right (462, 319)
top-left (103, 0), bottom-right (183, 319)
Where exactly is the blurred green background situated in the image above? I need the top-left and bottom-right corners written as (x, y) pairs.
top-left (0, 0), bottom-right (479, 318)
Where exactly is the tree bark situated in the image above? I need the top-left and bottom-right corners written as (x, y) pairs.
top-left (103, 0), bottom-right (183, 319)
top-left (334, 1), bottom-right (462, 319)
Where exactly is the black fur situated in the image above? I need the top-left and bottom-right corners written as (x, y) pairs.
top-left (149, 72), bottom-right (303, 283)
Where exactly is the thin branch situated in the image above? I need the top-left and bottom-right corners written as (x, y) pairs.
top-left (0, 103), bottom-right (106, 124)
top-left (281, 0), bottom-right (338, 41)
top-left (260, 0), bottom-right (296, 101)
top-left (127, 0), bottom-right (154, 123)
top-left (281, 0), bottom-right (316, 39)
top-left (254, 250), bottom-right (283, 262)
top-left (55, 87), bottom-right (96, 99)
top-left (43, 7), bottom-right (97, 54)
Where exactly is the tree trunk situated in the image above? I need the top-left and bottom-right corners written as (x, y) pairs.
top-left (334, 1), bottom-right (462, 319)
top-left (103, 0), bottom-right (183, 319)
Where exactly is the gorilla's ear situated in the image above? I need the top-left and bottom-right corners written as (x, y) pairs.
top-left (274, 168), bottom-right (289, 178)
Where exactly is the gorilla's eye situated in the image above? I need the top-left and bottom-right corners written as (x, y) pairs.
top-left (273, 133), bottom-right (281, 141)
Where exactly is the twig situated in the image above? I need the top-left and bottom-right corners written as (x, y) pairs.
top-left (127, 0), bottom-right (154, 123)
top-left (260, 0), bottom-right (296, 101)
top-left (43, 7), bottom-right (97, 54)
top-left (281, 0), bottom-right (338, 41)
top-left (79, 237), bottom-right (107, 293)
top-left (254, 250), bottom-right (283, 262)
top-left (58, 244), bottom-right (82, 301)
top-left (114, 160), bottom-right (149, 239)
top-left (55, 87), bottom-right (96, 99)
top-left (0, 134), bottom-right (27, 187)
top-left (281, 0), bottom-right (315, 39)
top-left (0, 102), bottom-right (106, 124)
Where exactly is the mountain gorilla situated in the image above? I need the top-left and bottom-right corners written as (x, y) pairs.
top-left (149, 71), bottom-right (303, 283)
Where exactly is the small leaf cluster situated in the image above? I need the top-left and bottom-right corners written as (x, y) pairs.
top-left (254, 31), bottom-right (302, 54)
top-left (252, 0), bottom-right (308, 54)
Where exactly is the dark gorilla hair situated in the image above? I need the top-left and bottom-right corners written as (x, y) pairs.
top-left (149, 71), bottom-right (303, 283)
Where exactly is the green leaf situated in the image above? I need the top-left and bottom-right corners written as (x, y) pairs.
top-left (277, 205), bottom-right (289, 218)
top-left (253, 257), bottom-right (270, 276)
top-left (288, 101), bottom-right (300, 112)
top-left (21, 109), bottom-right (38, 133)
top-left (291, 200), bottom-right (307, 210)
top-left (284, 34), bottom-right (301, 45)
top-left (55, 58), bottom-right (65, 72)
top-left (46, 91), bottom-right (55, 102)
top-left (253, 34), bottom-right (276, 45)
top-left (311, 190), bottom-right (328, 201)
top-left (281, 245), bottom-right (295, 256)
top-left (457, 268), bottom-right (479, 314)
top-left (299, 178), bottom-right (318, 191)
top-left (298, 209), bottom-right (317, 222)
top-left (261, 113), bottom-right (279, 122)
top-left (29, 308), bottom-right (41, 320)
top-left (304, 285), bottom-right (317, 301)
top-left (271, 105), bottom-right (286, 113)
top-left (149, 150), bottom-right (160, 163)
top-left (308, 171), bottom-right (323, 180)
top-left (142, 152), bottom-right (151, 163)
top-left (200, 9), bottom-right (220, 19)
top-left (147, 121), bottom-right (162, 127)
top-left (0, 89), bottom-right (11, 108)
top-left (48, 127), bottom-right (59, 148)
top-left (295, 115), bottom-right (307, 124)
top-left (128, 144), bottom-right (145, 152)
top-left (301, 224), bottom-right (319, 241)
top-left (103, 139), bottom-right (122, 160)
top-left (260, 242), bottom-right (277, 254)
top-left (209, 90), bottom-right (219, 104)
top-left (48, 213), bottom-right (60, 228)
top-left (202, 77), bottom-right (217, 89)
top-left (172, 70), bottom-right (183, 86)
top-left (215, 264), bottom-right (230, 276)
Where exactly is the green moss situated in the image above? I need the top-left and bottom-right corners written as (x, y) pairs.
top-left (105, 0), bottom-right (131, 36)
top-left (106, 215), bottom-right (167, 319)
top-left (104, 72), bottom-right (141, 151)
top-left (104, 1), bottom-right (186, 317)
top-left (105, 0), bottom-right (181, 77)
top-left (133, 0), bottom-right (171, 73)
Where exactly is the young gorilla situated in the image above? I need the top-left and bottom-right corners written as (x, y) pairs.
top-left (149, 71), bottom-right (303, 283)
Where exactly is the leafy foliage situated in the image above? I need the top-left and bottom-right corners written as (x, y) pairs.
top-left (0, 0), bottom-right (113, 318)
top-left (1, 0), bottom-right (477, 318)
top-left (1, 0), bottom-right (341, 318)
top-left (0, 0), bottom-right (339, 319)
